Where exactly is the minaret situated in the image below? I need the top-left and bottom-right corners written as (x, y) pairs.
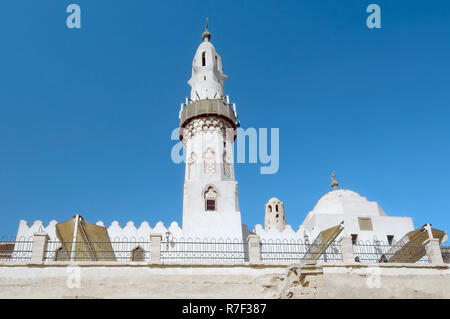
top-left (179, 22), bottom-right (243, 240)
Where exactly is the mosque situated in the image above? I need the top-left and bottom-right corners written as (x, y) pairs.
top-left (2, 22), bottom-right (449, 300)
top-left (12, 23), bottom-right (445, 258)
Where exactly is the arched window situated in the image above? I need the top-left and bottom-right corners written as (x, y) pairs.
top-left (202, 52), bottom-right (206, 66)
top-left (268, 205), bottom-right (272, 213)
top-left (204, 186), bottom-right (217, 211)
top-left (131, 247), bottom-right (145, 262)
top-left (275, 205), bottom-right (279, 212)
top-left (204, 148), bottom-right (216, 174)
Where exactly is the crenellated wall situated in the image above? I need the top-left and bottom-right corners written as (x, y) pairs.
top-left (15, 219), bottom-right (184, 242)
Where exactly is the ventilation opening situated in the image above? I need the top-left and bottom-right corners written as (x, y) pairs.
top-left (387, 235), bottom-right (394, 246)
top-left (351, 234), bottom-right (358, 245)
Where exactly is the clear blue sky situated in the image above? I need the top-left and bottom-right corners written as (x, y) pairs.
top-left (0, 0), bottom-right (449, 237)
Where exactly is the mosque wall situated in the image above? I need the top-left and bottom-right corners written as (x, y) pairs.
top-left (0, 262), bottom-right (448, 299)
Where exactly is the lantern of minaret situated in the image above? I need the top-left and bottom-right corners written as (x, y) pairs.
top-left (264, 198), bottom-right (286, 232)
top-left (179, 23), bottom-right (243, 240)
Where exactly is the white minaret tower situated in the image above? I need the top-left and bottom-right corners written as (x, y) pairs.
top-left (179, 22), bottom-right (243, 240)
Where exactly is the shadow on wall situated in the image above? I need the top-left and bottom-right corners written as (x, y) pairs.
top-left (241, 224), bottom-right (255, 242)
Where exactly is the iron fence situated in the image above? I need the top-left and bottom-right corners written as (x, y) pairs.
top-left (0, 239), bottom-right (34, 262)
top-left (260, 239), bottom-right (342, 264)
top-left (353, 241), bottom-right (430, 264)
top-left (44, 240), bottom-right (151, 262)
top-left (1, 236), bottom-right (445, 265)
top-left (161, 238), bottom-right (247, 263)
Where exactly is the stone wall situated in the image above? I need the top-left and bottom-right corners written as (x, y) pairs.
top-left (442, 247), bottom-right (450, 263)
top-left (0, 262), bottom-right (449, 299)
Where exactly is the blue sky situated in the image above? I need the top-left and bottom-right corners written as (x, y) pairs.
top-left (0, 0), bottom-right (449, 237)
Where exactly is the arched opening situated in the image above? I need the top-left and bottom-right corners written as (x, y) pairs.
top-left (204, 186), bottom-right (217, 211)
top-left (268, 205), bottom-right (272, 213)
top-left (202, 52), bottom-right (206, 66)
top-left (131, 247), bottom-right (145, 262)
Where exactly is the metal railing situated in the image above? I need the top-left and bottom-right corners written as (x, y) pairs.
top-left (0, 239), bottom-right (34, 262)
top-left (161, 238), bottom-right (247, 263)
top-left (353, 241), bottom-right (430, 264)
top-left (0, 236), bottom-right (446, 265)
top-left (260, 239), bottom-right (342, 264)
top-left (44, 240), bottom-right (151, 262)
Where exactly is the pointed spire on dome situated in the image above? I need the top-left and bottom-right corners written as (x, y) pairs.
top-left (202, 18), bottom-right (211, 41)
top-left (331, 171), bottom-right (339, 190)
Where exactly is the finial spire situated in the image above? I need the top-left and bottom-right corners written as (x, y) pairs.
top-left (331, 171), bottom-right (339, 190)
top-left (202, 18), bottom-right (211, 41)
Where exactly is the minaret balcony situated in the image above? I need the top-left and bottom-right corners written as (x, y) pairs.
top-left (179, 99), bottom-right (237, 141)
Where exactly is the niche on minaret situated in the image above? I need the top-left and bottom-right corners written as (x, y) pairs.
top-left (203, 148), bottom-right (216, 174)
top-left (188, 152), bottom-right (197, 179)
top-left (223, 151), bottom-right (231, 178)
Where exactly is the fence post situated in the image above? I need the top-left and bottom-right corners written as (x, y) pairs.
top-left (150, 233), bottom-right (162, 263)
top-left (424, 238), bottom-right (444, 264)
top-left (247, 235), bottom-right (261, 264)
top-left (30, 232), bottom-right (49, 264)
top-left (338, 236), bottom-right (355, 263)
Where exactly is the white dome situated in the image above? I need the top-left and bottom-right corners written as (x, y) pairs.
top-left (313, 189), bottom-right (367, 211)
top-left (267, 197), bottom-right (282, 204)
top-left (305, 188), bottom-right (386, 218)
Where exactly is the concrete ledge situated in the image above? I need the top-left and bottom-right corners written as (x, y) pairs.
top-left (0, 261), bottom-right (447, 270)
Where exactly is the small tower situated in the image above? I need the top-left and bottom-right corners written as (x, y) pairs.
top-left (179, 22), bottom-right (242, 240)
top-left (264, 198), bottom-right (286, 232)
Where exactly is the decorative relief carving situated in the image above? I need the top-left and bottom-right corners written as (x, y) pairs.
top-left (182, 116), bottom-right (234, 143)
top-left (223, 151), bottom-right (232, 178)
top-left (203, 148), bottom-right (216, 174)
top-left (188, 152), bottom-right (197, 179)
